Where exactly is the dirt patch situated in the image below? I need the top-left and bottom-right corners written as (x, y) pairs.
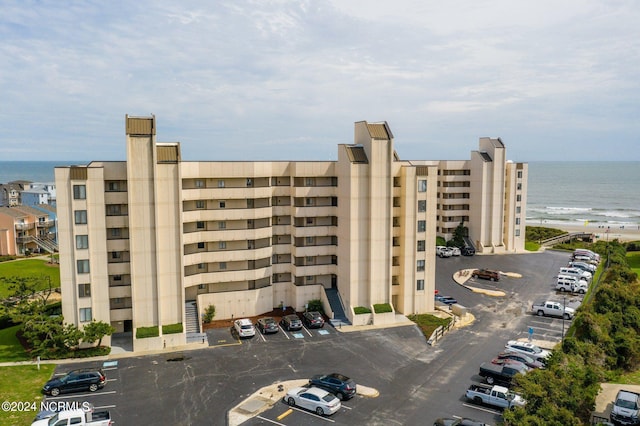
top-left (202, 308), bottom-right (329, 330)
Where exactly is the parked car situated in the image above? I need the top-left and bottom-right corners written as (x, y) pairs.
top-left (461, 246), bottom-right (476, 256)
top-left (309, 373), bottom-right (357, 400)
top-left (42, 368), bottom-right (106, 396)
top-left (233, 318), bottom-right (256, 338)
top-left (472, 269), bottom-right (500, 281)
top-left (435, 294), bottom-right (457, 305)
top-left (280, 314), bottom-right (303, 331)
top-left (434, 417), bottom-right (489, 425)
top-left (256, 317), bottom-right (279, 334)
top-left (478, 361), bottom-right (529, 386)
top-left (569, 261), bottom-right (596, 273)
top-left (284, 386), bottom-right (341, 416)
top-left (495, 350), bottom-right (545, 369)
top-left (302, 311), bottom-right (325, 328)
top-left (436, 246), bottom-right (452, 258)
top-left (505, 340), bottom-right (552, 363)
top-left (449, 247), bottom-right (461, 256)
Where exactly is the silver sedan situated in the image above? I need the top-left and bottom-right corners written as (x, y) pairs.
top-left (284, 386), bottom-right (341, 416)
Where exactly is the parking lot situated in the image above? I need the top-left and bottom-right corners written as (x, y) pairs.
top-left (40, 249), bottom-right (582, 425)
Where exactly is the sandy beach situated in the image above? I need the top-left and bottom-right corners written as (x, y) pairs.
top-left (528, 222), bottom-right (640, 243)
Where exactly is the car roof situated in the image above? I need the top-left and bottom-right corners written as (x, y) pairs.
top-left (304, 386), bottom-right (332, 397)
top-left (285, 314), bottom-right (300, 320)
top-left (236, 318), bottom-right (252, 325)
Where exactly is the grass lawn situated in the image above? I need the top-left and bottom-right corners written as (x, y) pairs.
top-left (627, 251), bottom-right (640, 276)
top-left (0, 325), bottom-right (30, 362)
top-left (525, 241), bottom-right (541, 251)
top-left (0, 364), bottom-right (56, 426)
top-left (0, 259), bottom-right (60, 299)
top-left (407, 313), bottom-right (452, 341)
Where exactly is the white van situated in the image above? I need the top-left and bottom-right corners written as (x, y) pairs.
top-left (556, 275), bottom-right (588, 294)
top-left (559, 267), bottom-right (592, 281)
top-left (573, 249), bottom-right (600, 263)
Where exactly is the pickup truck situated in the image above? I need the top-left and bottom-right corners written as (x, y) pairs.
top-left (532, 300), bottom-right (575, 319)
top-left (32, 408), bottom-right (112, 426)
top-left (465, 384), bottom-right (526, 409)
top-left (610, 389), bottom-right (640, 426)
top-left (478, 361), bottom-right (528, 385)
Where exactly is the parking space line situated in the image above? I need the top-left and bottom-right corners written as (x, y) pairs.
top-left (94, 405), bottom-right (116, 409)
top-left (106, 379), bottom-right (118, 382)
top-left (341, 405), bottom-right (353, 410)
top-left (290, 406), bottom-right (336, 422)
top-left (47, 390), bottom-right (117, 400)
top-left (257, 415), bottom-right (287, 425)
top-left (257, 332), bottom-right (266, 342)
top-left (302, 325), bottom-right (313, 337)
top-left (280, 326), bottom-right (291, 339)
top-left (462, 402), bottom-right (501, 415)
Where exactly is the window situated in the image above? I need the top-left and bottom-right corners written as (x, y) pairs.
top-left (306, 236), bottom-right (315, 245)
top-left (247, 199), bottom-right (254, 208)
top-left (74, 210), bottom-right (87, 224)
top-left (517, 171), bottom-right (523, 179)
top-left (218, 221), bottom-right (226, 229)
top-left (306, 276), bottom-right (313, 281)
top-left (418, 180), bottom-right (427, 192)
top-left (305, 178), bottom-right (314, 186)
top-left (196, 200), bottom-right (205, 209)
top-left (219, 262), bottom-right (227, 270)
top-left (516, 206), bottom-right (521, 214)
top-left (197, 242), bottom-right (205, 249)
top-left (110, 228), bottom-right (121, 238)
top-left (73, 185), bottom-right (86, 200)
top-left (418, 200), bottom-right (426, 212)
top-left (417, 220), bottom-right (426, 232)
top-left (219, 201), bottom-right (226, 208)
top-left (246, 178), bottom-right (253, 187)
top-left (107, 181), bottom-right (121, 192)
top-left (219, 241), bottom-right (226, 249)
top-left (79, 308), bottom-right (92, 322)
top-left (306, 256), bottom-right (314, 263)
top-left (106, 205), bottom-right (122, 216)
top-left (515, 218), bottom-right (521, 225)
top-left (198, 284), bottom-right (207, 290)
top-left (111, 252), bottom-right (122, 260)
top-left (417, 240), bottom-right (425, 252)
top-left (217, 180), bottom-right (225, 188)
top-left (196, 221), bottom-right (205, 229)
top-left (306, 217), bottom-right (314, 225)
top-left (517, 183), bottom-right (522, 190)
top-left (515, 229), bottom-right (521, 237)
top-left (305, 198), bottom-right (314, 206)
top-left (76, 260), bottom-right (90, 274)
top-left (194, 179), bottom-right (204, 188)
top-left (75, 235), bottom-right (88, 249)
top-left (78, 283), bottom-right (91, 297)
top-left (517, 195), bottom-right (521, 202)
top-left (197, 263), bottom-right (206, 270)
top-left (417, 280), bottom-right (424, 291)
top-left (417, 260), bottom-right (425, 271)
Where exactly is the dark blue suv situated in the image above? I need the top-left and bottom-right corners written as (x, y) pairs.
top-left (309, 373), bottom-right (357, 400)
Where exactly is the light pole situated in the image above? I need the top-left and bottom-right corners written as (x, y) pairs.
top-left (561, 294), bottom-right (566, 343)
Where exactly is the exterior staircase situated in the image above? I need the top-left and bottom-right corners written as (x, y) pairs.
top-left (33, 236), bottom-right (58, 253)
top-left (185, 301), bottom-right (200, 333)
top-left (324, 288), bottom-right (351, 327)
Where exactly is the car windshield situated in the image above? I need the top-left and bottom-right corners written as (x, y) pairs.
top-left (241, 325), bottom-right (253, 329)
top-left (616, 398), bottom-right (638, 409)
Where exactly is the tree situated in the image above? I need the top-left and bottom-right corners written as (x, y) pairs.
top-left (203, 304), bottom-right (216, 323)
top-left (83, 320), bottom-right (116, 347)
top-left (448, 221), bottom-right (466, 248)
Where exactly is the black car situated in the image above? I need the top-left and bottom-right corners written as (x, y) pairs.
top-left (280, 314), bottom-right (302, 331)
top-left (256, 317), bottom-right (279, 334)
top-left (302, 311), bottom-right (325, 328)
top-left (309, 373), bottom-right (357, 400)
top-left (42, 368), bottom-right (106, 396)
top-left (461, 246), bottom-right (475, 256)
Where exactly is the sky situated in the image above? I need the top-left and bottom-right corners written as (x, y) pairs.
top-left (1, 1), bottom-right (638, 162)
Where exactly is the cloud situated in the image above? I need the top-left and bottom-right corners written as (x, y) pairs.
top-left (0, 0), bottom-right (638, 162)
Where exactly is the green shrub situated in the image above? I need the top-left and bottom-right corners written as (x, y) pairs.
top-left (373, 303), bottom-right (393, 314)
top-left (136, 326), bottom-right (159, 339)
top-left (203, 304), bottom-right (216, 323)
top-left (307, 299), bottom-right (324, 313)
top-left (162, 323), bottom-right (183, 335)
top-left (0, 255), bottom-right (17, 263)
top-left (353, 306), bottom-right (372, 314)
top-left (40, 346), bottom-right (111, 360)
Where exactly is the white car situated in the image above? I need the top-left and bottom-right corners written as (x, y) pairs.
top-left (505, 340), bottom-right (552, 363)
top-left (233, 318), bottom-right (255, 338)
top-left (284, 386), bottom-right (341, 416)
top-left (449, 247), bottom-right (461, 256)
top-left (436, 246), bottom-right (452, 258)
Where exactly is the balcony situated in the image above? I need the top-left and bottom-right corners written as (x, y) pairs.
top-left (36, 220), bottom-right (55, 228)
top-left (15, 223), bottom-right (34, 231)
top-left (110, 308), bottom-right (132, 322)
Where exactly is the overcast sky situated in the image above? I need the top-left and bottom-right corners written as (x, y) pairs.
top-left (1, 1), bottom-right (638, 162)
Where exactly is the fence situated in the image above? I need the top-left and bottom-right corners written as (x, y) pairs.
top-left (427, 316), bottom-right (457, 345)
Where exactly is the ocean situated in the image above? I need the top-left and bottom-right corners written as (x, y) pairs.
top-left (1, 160), bottom-right (639, 229)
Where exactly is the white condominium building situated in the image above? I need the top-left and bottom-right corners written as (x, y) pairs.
top-left (55, 115), bottom-right (527, 351)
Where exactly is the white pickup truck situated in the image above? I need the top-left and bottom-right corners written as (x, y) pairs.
top-left (465, 383), bottom-right (526, 409)
top-left (532, 300), bottom-right (575, 319)
top-left (31, 408), bottom-right (111, 426)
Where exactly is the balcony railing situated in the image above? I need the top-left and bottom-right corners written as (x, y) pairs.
top-left (15, 223), bottom-right (35, 231)
top-left (36, 220), bottom-right (55, 228)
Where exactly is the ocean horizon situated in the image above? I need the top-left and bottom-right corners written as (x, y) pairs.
top-left (1, 160), bottom-right (639, 229)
